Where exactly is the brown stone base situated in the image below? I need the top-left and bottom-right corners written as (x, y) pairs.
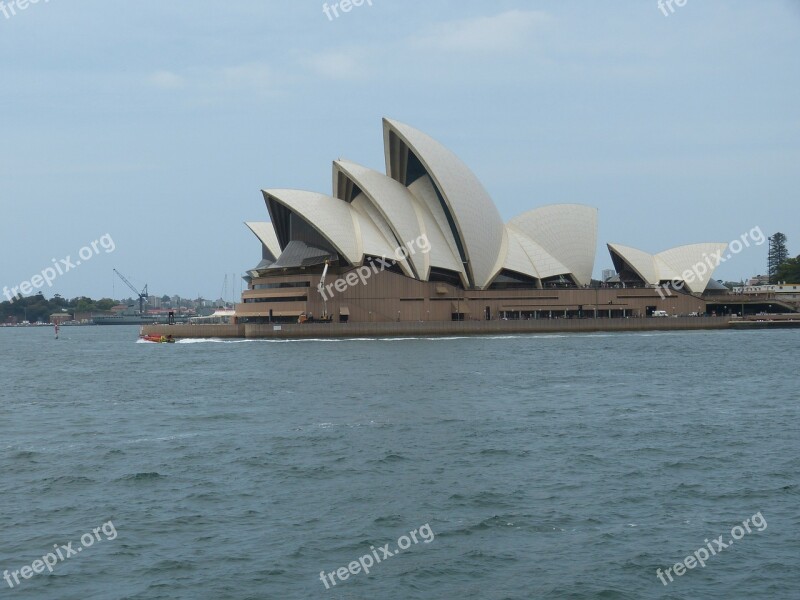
top-left (139, 316), bottom-right (757, 340)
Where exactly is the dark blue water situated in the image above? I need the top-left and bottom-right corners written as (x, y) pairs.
top-left (1, 326), bottom-right (798, 599)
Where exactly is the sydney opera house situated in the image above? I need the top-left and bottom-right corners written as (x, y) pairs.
top-left (235, 118), bottom-right (728, 324)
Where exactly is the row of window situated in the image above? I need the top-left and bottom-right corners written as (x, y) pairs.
top-left (252, 282), bottom-right (311, 290)
top-left (243, 296), bottom-right (308, 303)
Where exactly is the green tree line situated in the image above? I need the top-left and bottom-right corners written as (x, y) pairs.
top-left (767, 232), bottom-right (800, 284)
top-left (776, 255), bottom-right (800, 283)
top-left (0, 294), bottom-right (120, 323)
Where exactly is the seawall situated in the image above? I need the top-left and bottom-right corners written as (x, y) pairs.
top-left (141, 316), bottom-right (750, 340)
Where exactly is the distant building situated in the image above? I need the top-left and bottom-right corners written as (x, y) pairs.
top-left (733, 284), bottom-right (800, 301)
top-left (602, 269), bottom-right (616, 282)
top-left (747, 274), bottom-right (770, 286)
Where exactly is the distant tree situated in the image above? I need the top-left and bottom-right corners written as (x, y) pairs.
top-left (96, 298), bottom-right (117, 311)
top-left (73, 297), bottom-right (97, 313)
top-left (768, 233), bottom-right (789, 283)
top-left (51, 294), bottom-right (68, 308)
top-left (0, 293), bottom-right (51, 322)
top-left (776, 255), bottom-right (800, 283)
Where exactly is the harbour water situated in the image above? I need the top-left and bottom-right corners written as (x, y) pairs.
top-left (1, 326), bottom-right (798, 599)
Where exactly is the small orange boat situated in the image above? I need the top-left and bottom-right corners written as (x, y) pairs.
top-left (140, 334), bottom-right (175, 343)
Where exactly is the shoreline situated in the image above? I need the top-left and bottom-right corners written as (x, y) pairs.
top-left (140, 316), bottom-right (800, 340)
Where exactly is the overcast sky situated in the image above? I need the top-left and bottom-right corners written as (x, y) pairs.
top-left (1, 0), bottom-right (799, 300)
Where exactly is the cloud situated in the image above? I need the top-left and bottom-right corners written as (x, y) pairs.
top-left (298, 11), bottom-right (550, 83)
top-left (148, 70), bottom-right (186, 90)
top-left (145, 62), bottom-right (277, 96)
top-left (414, 10), bottom-right (550, 53)
top-left (217, 63), bottom-right (275, 91)
top-left (301, 49), bottom-right (367, 80)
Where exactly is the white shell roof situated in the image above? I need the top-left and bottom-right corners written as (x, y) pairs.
top-left (244, 221), bottom-right (281, 260)
top-left (263, 189), bottom-right (402, 267)
top-left (406, 176), bottom-right (467, 280)
top-left (657, 243), bottom-right (729, 293)
top-left (350, 196), bottom-right (414, 277)
top-left (333, 160), bottom-right (425, 278)
top-left (383, 118), bottom-right (504, 289)
top-left (509, 204), bottom-right (598, 286)
top-left (505, 225), bottom-right (572, 281)
top-left (608, 242), bottom-right (729, 293)
top-left (607, 243), bottom-right (659, 284)
top-left (499, 228), bottom-right (538, 280)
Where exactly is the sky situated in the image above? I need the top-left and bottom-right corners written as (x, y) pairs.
top-left (1, 0), bottom-right (799, 301)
